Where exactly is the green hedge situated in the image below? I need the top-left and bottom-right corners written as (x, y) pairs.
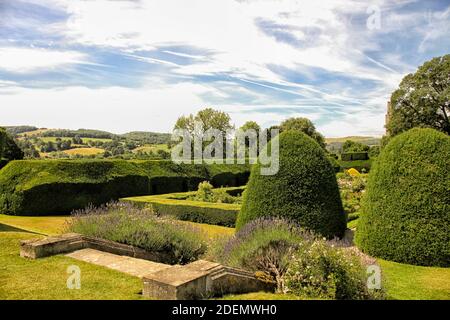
top-left (237, 131), bottom-right (346, 238)
top-left (0, 160), bottom-right (250, 216)
top-left (355, 128), bottom-right (450, 267)
top-left (341, 152), bottom-right (369, 161)
top-left (337, 159), bottom-right (372, 172)
top-left (122, 187), bottom-right (244, 227)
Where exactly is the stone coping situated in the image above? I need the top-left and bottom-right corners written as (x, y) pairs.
top-left (20, 233), bottom-right (276, 300)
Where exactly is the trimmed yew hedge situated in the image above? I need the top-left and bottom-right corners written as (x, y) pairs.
top-left (237, 131), bottom-right (346, 238)
top-left (355, 128), bottom-right (450, 267)
top-left (0, 160), bottom-right (250, 216)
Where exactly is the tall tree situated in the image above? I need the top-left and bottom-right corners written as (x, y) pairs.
top-left (174, 107), bottom-right (233, 134)
top-left (387, 54), bottom-right (450, 136)
top-left (279, 117), bottom-right (326, 148)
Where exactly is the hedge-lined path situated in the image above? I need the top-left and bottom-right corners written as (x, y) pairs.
top-left (67, 248), bottom-right (171, 278)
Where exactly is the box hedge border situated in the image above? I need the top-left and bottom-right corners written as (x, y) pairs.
top-left (122, 187), bottom-right (245, 227)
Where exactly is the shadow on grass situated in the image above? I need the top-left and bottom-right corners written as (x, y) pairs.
top-left (0, 223), bottom-right (45, 235)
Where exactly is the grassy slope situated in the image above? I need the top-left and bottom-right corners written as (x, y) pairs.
top-left (63, 147), bottom-right (105, 156)
top-left (1, 215), bottom-right (449, 300)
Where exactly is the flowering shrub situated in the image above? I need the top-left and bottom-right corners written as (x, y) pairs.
top-left (219, 218), bottom-right (315, 292)
top-left (66, 202), bottom-right (207, 264)
top-left (347, 168), bottom-right (360, 177)
top-left (284, 239), bottom-right (383, 300)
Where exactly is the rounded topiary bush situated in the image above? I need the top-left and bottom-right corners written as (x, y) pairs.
top-left (355, 128), bottom-right (450, 267)
top-left (236, 130), bottom-right (346, 238)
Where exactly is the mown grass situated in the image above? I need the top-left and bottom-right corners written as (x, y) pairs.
top-left (0, 214), bottom-right (69, 235)
top-left (379, 259), bottom-right (450, 300)
top-left (0, 228), bottom-right (144, 300)
top-left (1, 215), bottom-right (449, 300)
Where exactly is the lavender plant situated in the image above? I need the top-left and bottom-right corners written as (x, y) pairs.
top-left (66, 202), bottom-right (207, 264)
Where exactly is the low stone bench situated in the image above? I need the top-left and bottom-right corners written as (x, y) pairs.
top-left (20, 233), bottom-right (275, 300)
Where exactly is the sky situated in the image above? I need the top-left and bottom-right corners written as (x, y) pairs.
top-left (0, 0), bottom-right (449, 137)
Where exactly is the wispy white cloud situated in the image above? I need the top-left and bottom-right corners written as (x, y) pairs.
top-left (0, 47), bottom-right (93, 73)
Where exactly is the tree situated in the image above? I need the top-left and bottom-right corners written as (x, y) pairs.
top-left (279, 117), bottom-right (326, 148)
top-left (72, 135), bottom-right (83, 145)
top-left (0, 127), bottom-right (6, 158)
top-left (341, 140), bottom-right (369, 153)
top-left (173, 107), bottom-right (234, 159)
top-left (174, 107), bottom-right (233, 134)
top-left (3, 135), bottom-right (24, 160)
top-left (387, 54), bottom-right (450, 136)
top-left (239, 121), bottom-right (261, 152)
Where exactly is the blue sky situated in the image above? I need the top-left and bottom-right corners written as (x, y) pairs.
top-left (0, 0), bottom-right (449, 136)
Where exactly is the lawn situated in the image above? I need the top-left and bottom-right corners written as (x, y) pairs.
top-left (0, 227), bottom-right (144, 300)
top-left (0, 215), bottom-right (449, 300)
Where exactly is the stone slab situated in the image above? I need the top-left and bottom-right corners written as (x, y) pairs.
top-left (66, 248), bottom-right (171, 278)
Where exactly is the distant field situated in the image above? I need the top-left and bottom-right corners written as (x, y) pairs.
top-left (63, 147), bottom-right (104, 155)
top-left (38, 137), bottom-right (112, 143)
top-left (133, 144), bottom-right (169, 153)
top-left (17, 128), bottom-right (50, 137)
top-left (325, 136), bottom-right (380, 143)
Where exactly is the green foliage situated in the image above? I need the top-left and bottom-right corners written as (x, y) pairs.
top-left (279, 117), bottom-right (326, 148)
top-left (237, 131), bottom-right (345, 238)
top-left (122, 187), bottom-right (244, 227)
top-left (0, 160), bottom-right (250, 216)
top-left (219, 218), bottom-right (312, 291)
top-left (369, 145), bottom-right (380, 158)
top-left (342, 140), bottom-right (370, 153)
top-left (67, 202), bottom-right (207, 265)
top-left (338, 173), bottom-right (367, 220)
top-left (340, 152), bottom-right (369, 161)
top-left (3, 125), bottom-right (39, 136)
top-left (356, 128), bottom-right (450, 267)
top-left (285, 239), bottom-right (383, 300)
top-left (337, 159), bottom-right (372, 172)
top-left (0, 127), bottom-right (6, 158)
top-left (387, 54), bottom-right (450, 136)
top-left (2, 134), bottom-right (24, 160)
top-left (190, 181), bottom-right (241, 204)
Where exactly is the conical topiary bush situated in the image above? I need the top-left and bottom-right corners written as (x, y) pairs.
top-left (236, 130), bottom-right (346, 238)
top-left (355, 128), bottom-right (450, 267)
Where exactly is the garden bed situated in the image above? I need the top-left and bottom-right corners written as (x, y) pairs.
top-left (121, 186), bottom-right (245, 227)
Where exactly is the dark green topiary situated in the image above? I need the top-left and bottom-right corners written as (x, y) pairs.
top-left (236, 131), bottom-right (346, 238)
top-left (355, 128), bottom-right (450, 267)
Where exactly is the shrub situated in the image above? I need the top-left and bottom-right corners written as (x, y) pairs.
top-left (0, 160), bottom-right (250, 215)
top-left (190, 181), bottom-right (240, 204)
top-left (66, 202), bottom-right (207, 264)
top-left (237, 131), bottom-right (346, 238)
top-left (355, 128), bottom-right (450, 267)
top-left (285, 239), bottom-right (383, 300)
top-left (219, 218), bottom-right (314, 292)
top-left (341, 152), bottom-right (369, 161)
